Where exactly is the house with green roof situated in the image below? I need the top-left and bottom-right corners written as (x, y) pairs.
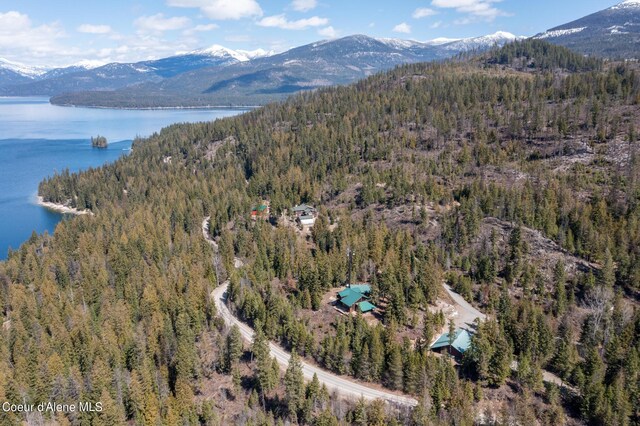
top-left (430, 328), bottom-right (472, 359)
top-left (251, 201), bottom-right (270, 221)
top-left (337, 284), bottom-right (376, 313)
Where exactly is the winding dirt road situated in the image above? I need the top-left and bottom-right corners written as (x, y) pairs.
top-left (202, 217), bottom-right (418, 407)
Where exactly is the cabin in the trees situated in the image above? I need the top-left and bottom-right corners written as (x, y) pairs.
top-left (251, 201), bottom-right (270, 221)
top-left (430, 328), bottom-right (472, 359)
top-left (292, 203), bottom-right (317, 227)
top-left (337, 284), bottom-right (376, 313)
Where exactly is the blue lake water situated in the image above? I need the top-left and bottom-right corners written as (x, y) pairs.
top-left (0, 97), bottom-right (245, 259)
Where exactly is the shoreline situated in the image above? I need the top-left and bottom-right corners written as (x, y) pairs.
top-left (36, 196), bottom-right (92, 216)
top-left (50, 102), bottom-right (259, 111)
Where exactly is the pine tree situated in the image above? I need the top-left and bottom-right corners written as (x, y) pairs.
top-left (224, 325), bottom-right (243, 372)
top-left (385, 344), bottom-right (403, 390)
top-left (553, 260), bottom-right (567, 316)
top-left (284, 351), bottom-right (305, 418)
top-left (600, 248), bottom-right (615, 289)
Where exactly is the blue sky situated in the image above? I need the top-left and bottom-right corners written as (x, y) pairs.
top-left (0, 0), bottom-right (621, 66)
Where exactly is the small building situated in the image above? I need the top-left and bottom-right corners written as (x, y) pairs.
top-left (299, 214), bottom-right (316, 227)
top-left (292, 203), bottom-right (316, 217)
top-left (251, 201), bottom-right (270, 221)
top-left (337, 284), bottom-right (376, 314)
top-left (292, 203), bottom-right (317, 227)
top-left (430, 329), bottom-right (472, 359)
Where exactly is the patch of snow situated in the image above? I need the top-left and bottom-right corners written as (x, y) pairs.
top-left (440, 31), bottom-right (524, 51)
top-left (190, 45), bottom-right (251, 62)
top-left (536, 27), bottom-right (587, 39)
top-left (608, 25), bottom-right (629, 34)
top-left (236, 48), bottom-right (275, 60)
top-left (0, 57), bottom-right (48, 77)
top-left (68, 59), bottom-right (107, 70)
top-left (425, 37), bottom-right (462, 46)
top-left (377, 38), bottom-right (426, 49)
top-left (611, 0), bottom-right (640, 10)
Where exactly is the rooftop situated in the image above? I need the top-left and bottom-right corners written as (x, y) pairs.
top-left (338, 284), bottom-right (371, 299)
top-left (430, 329), bottom-right (472, 354)
top-left (358, 301), bottom-right (376, 313)
top-left (293, 203), bottom-right (315, 212)
top-left (339, 289), bottom-right (364, 308)
top-left (338, 284), bottom-right (373, 308)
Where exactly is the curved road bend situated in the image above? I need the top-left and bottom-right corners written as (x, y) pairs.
top-left (212, 283), bottom-right (418, 406)
top-left (202, 217), bottom-right (418, 407)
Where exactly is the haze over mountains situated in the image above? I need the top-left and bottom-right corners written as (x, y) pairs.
top-left (0, 0), bottom-right (639, 107)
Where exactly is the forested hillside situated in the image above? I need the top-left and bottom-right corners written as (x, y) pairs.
top-left (1, 40), bottom-right (639, 425)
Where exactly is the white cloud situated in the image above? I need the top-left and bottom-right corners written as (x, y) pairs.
top-left (431, 21), bottom-right (443, 29)
top-left (0, 11), bottom-right (66, 64)
top-left (183, 23), bottom-right (218, 36)
top-left (393, 22), bottom-right (411, 34)
top-left (258, 14), bottom-right (328, 30)
top-left (77, 24), bottom-right (112, 34)
top-left (431, 0), bottom-right (508, 21)
top-left (413, 8), bottom-right (437, 19)
top-left (166, 0), bottom-right (263, 20)
top-left (318, 26), bottom-right (338, 38)
top-left (134, 14), bottom-right (191, 33)
top-left (291, 0), bottom-right (317, 12)
top-left (192, 23), bottom-right (219, 32)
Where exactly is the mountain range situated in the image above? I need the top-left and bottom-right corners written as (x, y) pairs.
top-left (534, 0), bottom-right (640, 58)
top-left (1, 0), bottom-right (639, 108)
top-left (0, 32), bottom-right (521, 107)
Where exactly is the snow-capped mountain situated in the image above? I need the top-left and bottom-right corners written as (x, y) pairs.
top-left (534, 0), bottom-right (640, 58)
top-left (0, 58), bottom-right (49, 87)
top-left (48, 33), bottom-right (523, 108)
top-left (237, 48), bottom-right (275, 61)
top-left (0, 58), bottom-right (47, 78)
top-left (438, 31), bottom-right (523, 51)
top-left (0, 29), bottom-right (567, 104)
top-left (185, 46), bottom-right (275, 62)
top-left (424, 37), bottom-right (462, 46)
top-left (377, 32), bottom-right (521, 53)
top-left (189, 45), bottom-right (253, 62)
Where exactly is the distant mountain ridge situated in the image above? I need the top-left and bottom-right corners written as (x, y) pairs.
top-left (0, 31), bottom-right (519, 108)
top-left (534, 0), bottom-right (640, 58)
top-left (0, 45), bottom-right (278, 97)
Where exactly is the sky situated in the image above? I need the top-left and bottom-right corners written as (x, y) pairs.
top-left (0, 0), bottom-right (622, 67)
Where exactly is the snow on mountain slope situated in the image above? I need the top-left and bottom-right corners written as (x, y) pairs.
top-left (0, 58), bottom-right (48, 78)
top-left (532, 0), bottom-right (640, 58)
top-left (536, 27), bottom-right (587, 39)
top-left (439, 31), bottom-right (523, 51)
top-left (611, 0), bottom-right (640, 9)
top-left (237, 48), bottom-right (275, 60)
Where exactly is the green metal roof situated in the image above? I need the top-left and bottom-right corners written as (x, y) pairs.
top-left (358, 301), bottom-right (376, 313)
top-left (350, 284), bottom-right (371, 294)
top-left (255, 204), bottom-right (268, 212)
top-left (430, 329), bottom-right (472, 354)
top-left (338, 288), bottom-right (355, 298)
top-left (339, 290), bottom-right (364, 308)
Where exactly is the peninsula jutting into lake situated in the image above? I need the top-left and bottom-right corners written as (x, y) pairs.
top-left (0, 97), bottom-right (245, 259)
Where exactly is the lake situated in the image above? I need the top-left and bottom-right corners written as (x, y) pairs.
top-left (0, 97), bottom-right (246, 259)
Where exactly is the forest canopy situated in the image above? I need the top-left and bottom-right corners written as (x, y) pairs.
top-left (1, 40), bottom-right (638, 425)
